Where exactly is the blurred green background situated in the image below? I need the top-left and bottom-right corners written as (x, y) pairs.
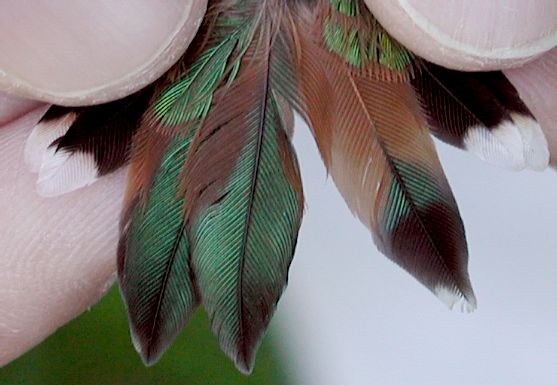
top-left (0, 287), bottom-right (289, 385)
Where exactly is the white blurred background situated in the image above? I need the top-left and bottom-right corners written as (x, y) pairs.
top-left (275, 118), bottom-right (557, 385)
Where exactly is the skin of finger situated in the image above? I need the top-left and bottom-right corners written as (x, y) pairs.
top-left (365, 0), bottom-right (557, 70)
top-left (505, 48), bottom-right (557, 166)
top-left (0, 92), bottom-right (43, 127)
top-left (0, 109), bottom-right (125, 366)
top-left (0, 0), bottom-right (207, 106)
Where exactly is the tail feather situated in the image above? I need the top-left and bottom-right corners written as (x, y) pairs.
top-left (118, 128), bottom-right (199, 366)
top-left (413, 61), bottom-right (549, 171)
top-left (24, 87), bottom-right (154, 196)
top-left (294, 0), bottom-right (475, 309)
top-left (182, 10), bottom-right (304, 372)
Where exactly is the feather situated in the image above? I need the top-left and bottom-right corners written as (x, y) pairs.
top-left (118, 125), bottom-right (199, 366)
top-left (24, 88), bottom-right (153, 196)
top-left (413, 60), bottom-right (549, 171)
top-left (294, 0), bottom-right (476, 309)
top-left (181, 3), bottom-right (303, 373)
top-left (116, 59), bottom-right (205, 365)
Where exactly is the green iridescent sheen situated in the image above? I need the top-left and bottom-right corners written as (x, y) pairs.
top-left (154, 8), bottom-right (257, 127)
top-left (325, 0), bottom-right (413, 71)
top-left (190, 95), bottom-right (302, 373)
top-left (120, 134), bottom-right (197, 365)
top-left (382, 159), bottom-right (445, 233)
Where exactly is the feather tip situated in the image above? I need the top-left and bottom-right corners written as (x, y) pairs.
top-left (463, 114), bottom-right (549, 171)
top-left (130, 329), bottom-right (163, 367)
top-left (434, 284), bottom-right (477, 313)
top-left (36, 149), bottom-right (99, 197)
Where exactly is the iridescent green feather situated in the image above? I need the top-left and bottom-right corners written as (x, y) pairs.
top-left (184, 25), bottom-right (303, 368)
top-left (118, 133), bottom-right (198, 365)
top-left (190, 95), bottom-right (302, 373)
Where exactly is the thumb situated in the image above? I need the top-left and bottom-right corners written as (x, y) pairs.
top-left (365, 0), bottom-right (557, 70)
top-left (0, 0), bottom-right (206, 106)
top-left (505, 47), bottom-right (557, 166)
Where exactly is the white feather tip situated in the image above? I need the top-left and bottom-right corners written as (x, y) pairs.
top-left (24, 112), bottom-right (77, 172)
top-left (435, 285), bottom-right (477, 313)
top-left (464, 114), bottom-right (549, 171)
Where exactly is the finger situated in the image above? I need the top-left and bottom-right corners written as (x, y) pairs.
top-left (505, 47), bottom-right (557, 166)
top-left (0, 0), bottom-right (206, 106)
top-left (0, 92), bottom-right (43, 126)
top-left (365, 0), bottom-right (557, 70)
top-left (0, 109), bottom-right (125, 366)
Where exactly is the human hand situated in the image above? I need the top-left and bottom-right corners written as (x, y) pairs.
top-left (0, 0), bottom-right (555, 367)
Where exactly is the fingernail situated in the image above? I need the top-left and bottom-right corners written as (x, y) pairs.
top-left (365, 0), bottom-right (557, 70)
top-left (0, 0), bottom-right (207, 106)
